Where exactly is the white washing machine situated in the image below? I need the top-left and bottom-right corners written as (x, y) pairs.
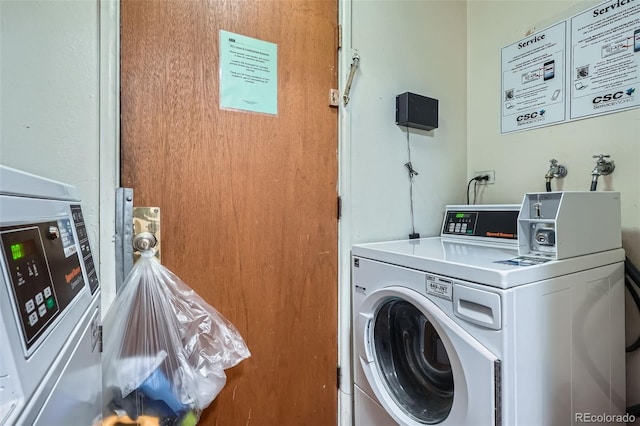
top-left (352, 194), bottom-right (626, 426)
top-left (0, 166), bottom-right (102, 425)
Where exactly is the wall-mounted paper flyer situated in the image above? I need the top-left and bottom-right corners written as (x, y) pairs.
top-left (219, 30), bottom-right (278, 115)
top-left (570, 1), bottom-right (640, 120)
top-left (501, 22), bottom-right (567, 133)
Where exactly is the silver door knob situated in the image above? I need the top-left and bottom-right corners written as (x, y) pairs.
top-left (132, 231), bottom-right (157, 251)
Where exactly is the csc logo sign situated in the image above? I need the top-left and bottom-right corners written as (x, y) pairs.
top-left (517, 109), bottom-right (545, 122)
top-left (592, 91), bottom-right (624, 103)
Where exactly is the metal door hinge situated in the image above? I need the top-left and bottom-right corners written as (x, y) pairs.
top-left (337, 196), bottom-right (342, 220)
top-left (337, 25), bottom-right (342, 50)
top-left (98, 325), bottom-right (103, 353)
top-left (337, 365), bottom-right (341, 389)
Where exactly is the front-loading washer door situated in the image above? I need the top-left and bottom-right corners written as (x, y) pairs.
top-left (356, 286), bottom-right (499, 426)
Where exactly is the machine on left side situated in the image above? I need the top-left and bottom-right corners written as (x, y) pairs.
top-left (0, 165), bottom-right (102, 425)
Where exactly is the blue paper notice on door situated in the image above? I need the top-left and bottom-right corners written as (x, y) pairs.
top-left (220, 30), bottom-right (278, 115)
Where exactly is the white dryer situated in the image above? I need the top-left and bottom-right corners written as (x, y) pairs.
top-left (352, 197), bottom-right (626, 426)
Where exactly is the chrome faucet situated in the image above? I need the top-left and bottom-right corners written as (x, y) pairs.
top-left (544, 159), bottom-right (567, 192)
top-left (590, 154), bottom-right (615, 191)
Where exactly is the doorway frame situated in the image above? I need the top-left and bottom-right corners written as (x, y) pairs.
top-left (98, 0), bottom-right (120, 314)
top-left (337, 0), bottom-right (354, 425)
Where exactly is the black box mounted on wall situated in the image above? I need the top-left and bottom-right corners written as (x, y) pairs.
top-left (396, 92), bottom-right (438, 131)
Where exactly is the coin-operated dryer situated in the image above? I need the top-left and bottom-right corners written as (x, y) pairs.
top-left (0, 166), bottom-right (101, 426)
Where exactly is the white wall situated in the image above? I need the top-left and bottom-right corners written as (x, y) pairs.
top-left (467, 0), bottom-right (640, 410)
top-left (1, 0), bottom-right (99, 225)
top-left (0, 0), bottom-right (119, 315)
top-left (347, 0), bottom-right (468, 244)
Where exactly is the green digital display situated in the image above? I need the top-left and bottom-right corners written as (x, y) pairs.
top-left (10, 240), bottom-right (36, 261)
top-left (456, 213), bottom-right (465, 218)
top-left (11, 243), bottom-right (24, 260)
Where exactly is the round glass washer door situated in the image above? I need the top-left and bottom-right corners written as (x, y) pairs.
top-left (372, 297), bottom-right (454, 424)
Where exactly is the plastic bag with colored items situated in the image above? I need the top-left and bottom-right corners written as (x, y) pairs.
top-left (102, 249), bottom-right (251, 425)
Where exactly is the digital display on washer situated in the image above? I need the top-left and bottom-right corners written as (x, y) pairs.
top-left (10, 239), bottom-right (37, 261)
top-left (443, 211), bottom-right (478, 235)
top-left (442, 210), bottom-right (518, 239)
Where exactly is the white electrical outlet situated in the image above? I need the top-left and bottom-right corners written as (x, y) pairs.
top-left (474, 170), bottom-right (496, 184)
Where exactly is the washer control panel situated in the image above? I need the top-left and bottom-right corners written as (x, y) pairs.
top-left (0, 217), bottom-right (87, 352)
top-left (441, 207), bottom-right (519, 240)
top-left (442, 211), bottom-right (478, 236)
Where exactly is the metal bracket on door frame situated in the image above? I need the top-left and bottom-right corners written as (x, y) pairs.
top-left (115, 187), bottom-right (134, 293)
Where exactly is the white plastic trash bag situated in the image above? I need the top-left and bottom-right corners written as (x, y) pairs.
top-left (102, 249), bottom-right (250, 425)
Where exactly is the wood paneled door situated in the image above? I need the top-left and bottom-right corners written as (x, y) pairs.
top-left (120, 1), bottom-right (339, 424)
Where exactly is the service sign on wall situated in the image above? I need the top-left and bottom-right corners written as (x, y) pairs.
top-left (501, 0), bottom-right (640, 133)
top-left (501, 22), bottom-right (567, 133)
top-left (570, 0), bottom-right (640, 120)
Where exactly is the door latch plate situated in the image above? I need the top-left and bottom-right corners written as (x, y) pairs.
top-left (133, 207), bottom-right (161, 262)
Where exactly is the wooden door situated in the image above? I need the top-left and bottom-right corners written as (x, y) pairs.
top-left (120, 1), bottom-right (338, 425)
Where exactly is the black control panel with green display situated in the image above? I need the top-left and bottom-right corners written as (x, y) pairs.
top-left (442, 209), bottom-right (519, 239)
top-left (0, 220), bottom-right (86, 350)
top-left (443, 211), bottom-right (479, 235)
